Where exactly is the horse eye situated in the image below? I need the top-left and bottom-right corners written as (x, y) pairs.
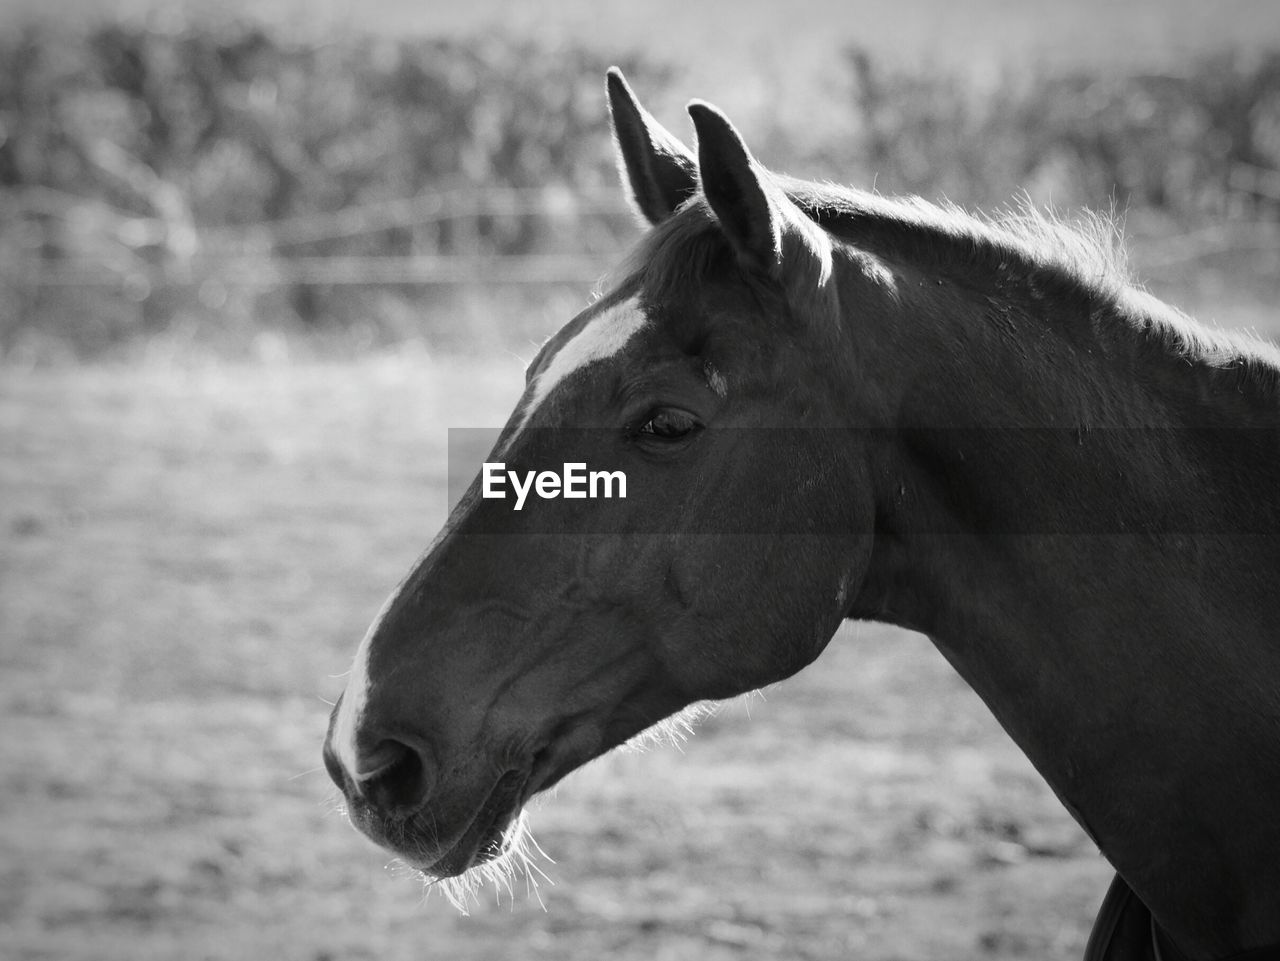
top-left (639, 409), bottom-right (698, 439)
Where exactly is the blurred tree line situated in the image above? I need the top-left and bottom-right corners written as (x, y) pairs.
top-left (0, 23), bottom-right (661, 357)
top-left (0, 21), bottom-right (1277, 359)
top-left (840, 47), bottom-right (1280, 218)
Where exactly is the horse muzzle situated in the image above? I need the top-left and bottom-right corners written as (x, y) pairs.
top-left (321, 707), bottom-right (534, 878)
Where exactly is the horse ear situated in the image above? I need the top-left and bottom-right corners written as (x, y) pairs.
top-left (687, 100), bottom-right (784, 275)
top-left (607, 68), bottom-right (698, 226)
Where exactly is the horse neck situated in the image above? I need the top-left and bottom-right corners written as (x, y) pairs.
top-left (842, 267), bottom-right (1280, 957)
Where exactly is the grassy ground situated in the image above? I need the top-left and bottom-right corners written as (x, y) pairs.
top-left (0, 353), bottom-right (1118, 961)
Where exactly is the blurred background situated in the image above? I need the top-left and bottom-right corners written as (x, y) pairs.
top-left (2, 2), bottom-right (1278, 959)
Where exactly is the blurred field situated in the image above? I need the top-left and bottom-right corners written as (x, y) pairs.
top-left (0, 353), bottom-right (1119, 961)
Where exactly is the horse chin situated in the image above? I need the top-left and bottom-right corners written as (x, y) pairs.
top-left (359, 769), bottom-right (531, 880)
top-left (416, 808), bottom-right (524, 880)
top-left (417, 731), bottom-right (613, 881)
top-left (356, 724), bottom-right (618, 880)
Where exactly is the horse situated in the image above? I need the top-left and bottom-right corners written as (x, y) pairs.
top-left (323, 69), bottom-right (1280, 959)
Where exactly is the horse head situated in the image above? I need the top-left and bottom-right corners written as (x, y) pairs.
top-left (322, 70), bottom-right (893, 884)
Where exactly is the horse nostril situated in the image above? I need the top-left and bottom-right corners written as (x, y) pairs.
top-left (356, 739), bottom-right (430, 814)
top-left (353, 738), bottom-right (411, 781)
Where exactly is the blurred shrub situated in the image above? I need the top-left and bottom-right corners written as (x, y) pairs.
top-left (0, 22), bottom-right (663, 358)
top-left (841, 47), bottom-right (1280, 220)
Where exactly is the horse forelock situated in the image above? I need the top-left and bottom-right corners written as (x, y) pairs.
top-left (601, 199), bottom-right (735, 305)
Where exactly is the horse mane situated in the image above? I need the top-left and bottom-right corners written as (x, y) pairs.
top-left (607, 177), bottom-right (1280, 407)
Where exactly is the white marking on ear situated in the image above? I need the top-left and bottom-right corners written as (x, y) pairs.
top-left (522, 296), bottom-right (649, 424)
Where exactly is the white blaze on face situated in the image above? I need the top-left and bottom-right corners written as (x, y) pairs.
top-left (332, 588), bottom-right (397, 781)
top-left (332, 298), bottom-right (647, 781)
top-left (332, 527), bottom-right (448, 783)
top-left (519, 295), bottom-right (649, 429)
